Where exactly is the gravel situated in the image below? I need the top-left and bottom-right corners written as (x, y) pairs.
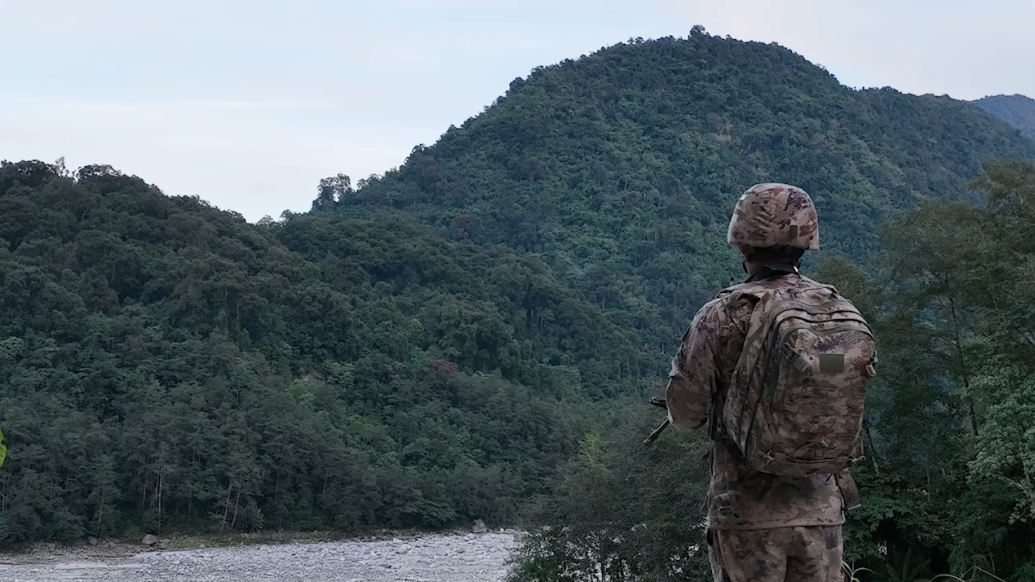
top-left (0, 532), bottom-right (520, 582)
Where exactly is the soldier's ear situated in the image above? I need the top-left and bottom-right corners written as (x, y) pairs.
top-left (738, 244), bottom-right (752, 256)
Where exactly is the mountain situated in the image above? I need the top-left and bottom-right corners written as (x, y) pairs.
top-left (330, 30), bottom-right (1035, 359)
top-left (973, 94), bottom-right (1035, 139)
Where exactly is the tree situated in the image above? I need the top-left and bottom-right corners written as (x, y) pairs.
top-left (312, 173), bottom-right (352, 211)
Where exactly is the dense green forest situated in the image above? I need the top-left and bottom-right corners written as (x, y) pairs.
top-left (4, 27), bottom-right (1035, 582)
top-left (974, 94), bottom-right (1035, 139)
top-left (0, 159), bottom-right (641, 542)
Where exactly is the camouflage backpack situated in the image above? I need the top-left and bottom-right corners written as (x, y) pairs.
top-left (718, 274), bottom-right (875, 477)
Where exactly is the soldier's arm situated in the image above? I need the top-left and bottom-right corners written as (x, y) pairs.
top-left (664, 300), bottom-right (725, 432)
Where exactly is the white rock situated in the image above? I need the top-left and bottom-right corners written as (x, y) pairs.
top-left (3, 532), bottom-right (519, 582)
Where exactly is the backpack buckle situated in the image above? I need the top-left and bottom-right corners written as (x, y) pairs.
top-left (780, 345), bottom-right (812, 373)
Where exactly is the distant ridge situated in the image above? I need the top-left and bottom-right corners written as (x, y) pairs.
top-left (973, 94), bottom-right (1035, 139)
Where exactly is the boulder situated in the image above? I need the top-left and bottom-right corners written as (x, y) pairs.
top-left (87, 537), bottom-right (99, 546)
top-left (472, 519), bottom-right (487, 534)
top-left (142, 534), bottom-right (160, 547)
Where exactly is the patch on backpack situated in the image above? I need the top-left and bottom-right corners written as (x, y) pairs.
top-left (819, 353), bottom-right (845, 374)
top-left (819, 352), bottom-right (844, 372)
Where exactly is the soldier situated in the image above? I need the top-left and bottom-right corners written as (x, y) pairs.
top-left (665, 183), bottom-right (870, 582)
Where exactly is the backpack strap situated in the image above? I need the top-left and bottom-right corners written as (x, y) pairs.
top-left (709, 285), bottom-right (767, 442)
top-left (834, 469), bottom-right (862, 511)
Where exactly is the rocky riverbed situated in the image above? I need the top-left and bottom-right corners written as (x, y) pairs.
top-left (0, 532), bottom-right (520, 582)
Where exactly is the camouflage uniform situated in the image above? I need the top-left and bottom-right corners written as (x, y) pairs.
top-left (708, 526), bottom-right (843, 582)
top-left (665, 184), bottom-right (848, 582)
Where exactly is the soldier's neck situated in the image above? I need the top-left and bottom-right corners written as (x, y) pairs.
top-left (742, 260), bottom-right (766, 276)
top-left (742, 261), bottom-right (799, 282)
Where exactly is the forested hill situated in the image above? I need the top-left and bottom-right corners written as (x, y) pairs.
top-left (329, 30), bottom-right (1035, 353)
top-left (973, 94), bottom-right (1035, 139)
top-left (0, 160), bottom-right (641, 543)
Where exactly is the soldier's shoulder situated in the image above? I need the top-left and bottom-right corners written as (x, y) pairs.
top-left (701, 287), bottom-right (755, 329)
top-left (735, 273), bottom-right (834, 295)
top-left (690, 296), bottom-right (730, 328)
top-left (715, 281), bottom-right (765, 310)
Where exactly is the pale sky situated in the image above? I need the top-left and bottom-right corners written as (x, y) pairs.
top-left (2, 0), bottom-right (1032, 221)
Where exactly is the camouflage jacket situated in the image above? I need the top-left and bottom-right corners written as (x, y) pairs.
top-left (665, 267), bottom-right (845, 530)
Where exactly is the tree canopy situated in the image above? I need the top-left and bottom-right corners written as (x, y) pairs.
top-left (328, 31), bottom-right (1035, 369)
top-left (0, 159), bottom-right (637, 543)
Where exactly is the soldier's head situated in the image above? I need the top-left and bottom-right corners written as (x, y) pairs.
top-left (726, 183), bottom-right (819, 272)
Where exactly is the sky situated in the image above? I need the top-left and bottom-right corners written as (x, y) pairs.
top-left (1, 0), bottom-right (1032, 221)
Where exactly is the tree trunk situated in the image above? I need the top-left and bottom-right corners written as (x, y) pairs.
top-left (220, 482), bottom-right (232, 532)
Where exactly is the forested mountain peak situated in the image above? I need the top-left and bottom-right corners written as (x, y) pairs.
top-left (329, 31), bottom-right (1035, 352)
top-left (973, 93), bottom-right (1035, 139)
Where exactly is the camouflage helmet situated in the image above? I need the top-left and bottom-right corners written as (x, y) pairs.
top-left (726, 183), bottom-right (819, 250)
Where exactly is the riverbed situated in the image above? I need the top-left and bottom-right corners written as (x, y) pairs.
top-left (0, 532), bottom-right (519, 582)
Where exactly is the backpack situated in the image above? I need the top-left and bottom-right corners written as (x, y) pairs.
top-left (718, 274), bottom-right (876, 477)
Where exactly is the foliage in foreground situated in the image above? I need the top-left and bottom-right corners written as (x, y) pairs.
top-left (510, 161), bottom-right (1035, 582)
top-left (508, 424), bottom-right (711, 582)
